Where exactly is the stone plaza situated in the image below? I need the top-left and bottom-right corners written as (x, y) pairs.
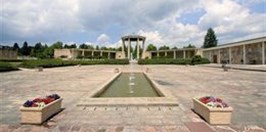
top-left (0, 64), bottom-right (265, 131)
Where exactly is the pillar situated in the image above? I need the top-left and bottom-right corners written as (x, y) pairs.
top-left (128, 39), bottom-right (131, 59)
top-left (142, 40), bottom-right (145, 59)
top-left (157, 51), bottom-right (159, 57)
top-left (165, 51), bottom-right (167, 57)
top-left (100, 51), bottom-right (103, 56)
top-left (183, 50), bottom-right (186, 58)
top-left (262, 42), bottom-right (265, 65)
top-left (122, 40), bottom-right (125, 53)
top-left (174, 51), bottom-right (176, 59)
top-left (108, 52), bottom-right (110, 59)
top-left (82, 49), bottom-right (85, 56)
top-left (137, 38), bottom-right (140, 59)
top-left (92, 51), bottom-right (94, 56)
top-left (218, 49), bottom-right (221, 64)
top-left (243, 45), bottom-right (246, 64)
top-left (229, 47), bottom-right (232, 64)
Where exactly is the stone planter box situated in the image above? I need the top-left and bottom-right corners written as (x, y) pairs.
top-left (192, 98), bottom-right (233, 125)
top-left (20, 98), bottom-right (63, 124)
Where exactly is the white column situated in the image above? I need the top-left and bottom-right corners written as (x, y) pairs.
top-left (92, 51), bottom-right (94, 56)
top-left (142, 40), bottom-right (145, 59)
top-left (243, 45), bottom-right (246, 64)
top-left (108, 52), bottom-right (110, 59)
top-left (262, 42), bottom-right (265, 65)
top-left (157, 51), bottom-right (159, 57)
top-left (174, 51), bottom-right (176, 59)
top-left (229, 47), bottom-right (232, 64)
top-left (127, 39), bottom-right (131, 59)
top-left (165, 51), bottom-right (167, 57)
top-left (82, 49), bottom-right (85, 56)
top-left (183, 50), bottom-right (186, 58)
top-left (218, 49), bottom-right (221, 64)
top-left (100, 51), bottom-right (103, 56)
top-left (137, 38), bottom-right (140, 59)
top-left (122, 40), bottom-right (125, 53)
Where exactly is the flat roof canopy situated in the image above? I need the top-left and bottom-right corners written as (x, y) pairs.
top-left (121, 35), bottom-right (146, 41)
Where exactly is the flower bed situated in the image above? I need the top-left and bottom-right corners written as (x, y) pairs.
top-left (193, 96), bottom-right (233, 125)
top-left (20, 94), bottom-right (62, 124)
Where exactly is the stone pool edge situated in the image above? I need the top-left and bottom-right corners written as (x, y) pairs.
top-left (76, 71), bottom-right (178, 107)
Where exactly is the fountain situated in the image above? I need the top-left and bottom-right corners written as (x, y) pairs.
top-left (128, 60), bottom-right (135, 94)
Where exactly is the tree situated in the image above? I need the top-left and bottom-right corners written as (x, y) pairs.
top-left (21, 41), bottom-right (31, 56)
top-left (87, 45), bottom-right (94, 50)
top-left (79, 43), bottom-right (88, 49)
top-left (203, 28), bottom-right (218, 48)
top-left (100, 46), bottom-right (108, 50)
top-left (183, 44), bottom-right (196, 48)
top-left (52, 41), bottom-right (63, 49)
top-left (146, 44), bottom-right (157, 51)
top-left (30, 42), bottom-right (46, 58)
top-left (42, 41), bottom-right (63, 58)
top-left (171, 46), bottom-right (178, 50)
top-left (95, 45), bottom-right (99, 50)
top-left (13, 43), bottom-right (20, 51)
top-left (158, 45), bottom-right (170, 50)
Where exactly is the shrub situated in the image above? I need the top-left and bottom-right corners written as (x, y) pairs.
top-left (19, 59), bottom-right (129, 68)
top-left (138, 58), bottom-right (191, 65)
top-left (19, 59), bottom-right (77, 68)
top-left (138, 57), bottom-right (209, 65)
top-left (0, 61), bottom-right (19, 72)
top-left (191, 55), bottom-right (210, 65)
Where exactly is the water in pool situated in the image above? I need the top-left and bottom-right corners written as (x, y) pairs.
top-left (97, 73), bottom-right (161, 97)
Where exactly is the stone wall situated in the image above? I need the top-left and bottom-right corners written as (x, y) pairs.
top-left (54, 49), bottom-right (72, 59)
top-left (115, 51), bottom-right (125, 59)
top-left (264, 42), bottom-right (266, 64)
top-left (202, 41), bottom-right (265, 64)
top-left (203, 50), bottom-right (219, 63)
top-left (231, 46), bottom-right (243, 64)
top-left (0, 49), bottom-right (17, 60)
top-left (246, 42), bottom-right (262, 64)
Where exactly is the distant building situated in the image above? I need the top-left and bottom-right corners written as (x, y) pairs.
top-left (54, 49), bottom-right (117, 59)
top-left (54, 36), bottom-right (266, 65)
top-left (0, 46), bottom-right (17, 60)
top-left (202, 37), bottom-right (266, 64)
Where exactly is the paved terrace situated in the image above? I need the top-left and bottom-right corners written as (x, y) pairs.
top-left (0, 65), bottom-right (265, 131)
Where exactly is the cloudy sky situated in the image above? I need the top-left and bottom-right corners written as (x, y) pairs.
top-left (1, 0), bottom-right (265, 48)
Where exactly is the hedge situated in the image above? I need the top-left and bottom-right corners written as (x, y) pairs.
top-left (138, 58), bottom-right (192, 65)
top-left (19, 59), bottom-right (129, 68)
top-left (0, 62), bottom-right (19, 72)
top-left (138, 56), bottom-right (210, 65)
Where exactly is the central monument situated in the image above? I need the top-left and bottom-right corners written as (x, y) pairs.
top-left (121, 35), bottom-right (146, 59)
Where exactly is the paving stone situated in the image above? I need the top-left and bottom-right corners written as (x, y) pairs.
top-left (0, 65), bottom-right (265, 131)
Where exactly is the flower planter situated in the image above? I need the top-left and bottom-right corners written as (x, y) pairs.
top-left (20, 98), bottom-right (63, 124)
top-left (193, 98), bottom-right (233, 125)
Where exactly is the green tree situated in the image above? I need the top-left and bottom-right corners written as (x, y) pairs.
top-left (70, 44), bottom-right (77, 48)
top-left (171, 46), bottom-right (178, 50)
top-left (21, 41), bottom-right (31, 56)
top-left (13, 43), bottom-right (20, 51)
top-left (100, 46), bottom-right (108, 50)
top-left (79, 43), bottom-right (88, 49)
top-left (31, 42), bottom-right (46, 58)
top-left (95, 45), bottom-right (99, 50)
top-left (64, 44), bottom-right (76, 49)
top-left (146, 44), bottom-right (157, 51)
top-left (183, 44), bottom-right (196, 48)
top-left (43, 41), bottom-right (63, 58)
top-left (203, 28), bottom-right (218, 48)
top-left (87, 45), bottom-right (94, 50)
top-left (159, 45), bottom-right (170, 50)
